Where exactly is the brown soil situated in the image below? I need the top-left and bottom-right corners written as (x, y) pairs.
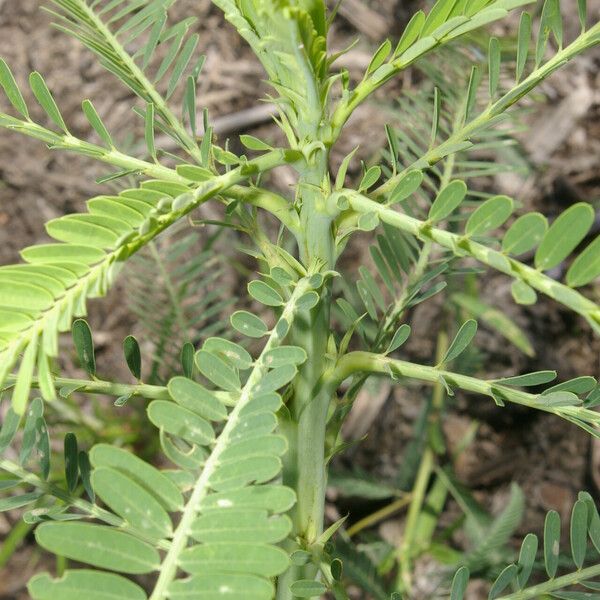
top-left (0, 0), bottom-right (599, 599)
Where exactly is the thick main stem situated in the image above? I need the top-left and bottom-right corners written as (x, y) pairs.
top-left (277, 152), bottom-right (335, 597)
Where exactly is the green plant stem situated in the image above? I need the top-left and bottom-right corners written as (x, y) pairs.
top-left (346, 494), bottom-right (412, 537)
top-left (277, 150), bottom-right (335, 598)
top-left (498, 562), bottom-right (600, 599)
top-left (3, 375), bottom-right (171, 401)
top-left (0, 516), bottom-right (33, 568)
top-left (149, 273), bottom-right (317, 600)
top-left (331, 15), bottom-right (599, 150)
top-left (397, 331), bottom-right (448, 592)
top-left (330, 352), bottom-right (600, 431)
top-left (345, 191), bottom-right (600, 332)
top-left (0, 458), bottom-right (170, 550)
top-left (74, 0), bottom-right (204, 164)
top-left (0, 115), bottom-right (297, 230)
top-left (0, 148), bottom-right (293, 398)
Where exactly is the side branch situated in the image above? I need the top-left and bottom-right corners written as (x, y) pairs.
top-left (371, 18), bottom-right (600, 198)
top-left (330, 0), bottom-right (537, 136)
top-left (345, 191), bottom-right (600, 333)
top-left (0, 458), bottom-right (171, 550)
top-left (0, 115), bottom-right (298, 229)
top-left (331, 351), bottom-right (600, 433)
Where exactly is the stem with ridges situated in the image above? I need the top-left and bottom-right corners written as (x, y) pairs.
top-left (345, 191), bottom-right (600, 332)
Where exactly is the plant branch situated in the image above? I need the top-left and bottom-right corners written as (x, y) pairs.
top-left (330, 351), bottom-right (600, 434)
top-left (0, 114), bottom-right (298, 229)
top-left (370, 19), bottom-right (600, 198)
top-left (0, 458), bottom-right (171, 550)
top-left (498, 562), bottom-right (600, 599)
top-left (329, 0), bottom-right (539, 136)
top-left (2, 374), bottom-right (170, 402)
top-left (70, 0), bottom-right (205, 164)
top-left (344, 191), bottom-right (600, 333)
top-left (0, 149), bottom-right (294, 398)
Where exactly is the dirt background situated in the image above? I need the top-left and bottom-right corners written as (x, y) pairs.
top-left (0, 0), bottom-right (599, 598)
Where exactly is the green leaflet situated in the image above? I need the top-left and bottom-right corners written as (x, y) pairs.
top-left (394, 11), bottom-right (425, 57)
top-left (82, 99), bottom-right (114, 148)
top-left (195, 350), bottom-right (241, 391)
top-left (35, 522), bottom-right (160, 574)
top-left (289, 580), bottom-right (328, 597)
top-left (231, 310), bottom-right (269, 338)
top-left (516, 533), bottom-right (538, 589)
top-left (452, 293), bottom-right (533, 356)
top-left (502, 212), bottom-right (547, 255)
top-left (179, 542), bottom-right (289, 577)
top-left (123, 335), bottom-right (141, 379)
top-left (91, 466), bottom-right (173, 539)
top-left (0, 406), bottom-right (20, 453)
top-left (203, 338), bottom-right (253, 370)
top-left (191, 509), bottom-right (291, 543)
top-left (544, 509), bottom-right (561, 578)
top-left (168, 574), bottom-right (273, 599)
top-left (0, 58), bottom-right (29, 117)
top-left (359, 166), bottom-right (381, 191)
top-left (12, 333), bottom-right (39, 414)
top-left (168, 376), bottom-right (227, 421)
top-left (571, 500), bottom-right (587, 569)
top-left (488, 564), bottom-right (518, 599)
top-left (90, 444), bottom-right (184, 512)
top-left (148, 400), bottom-right (215, 447)
top-left (64, 432), bottom-right (79, 492)
top-left (78, 450), bottom-right (94, 502)
top-left (29, 72), bottom-right (68, 133)
top-left (428, 180), bottom-right (467, 222)
top-left (263, 346), bottom-right (307, 368)
top-left (0, 491), bottom-right (43, 511)
top-left (240, 134), bottom-right (273, 151)
top-left (441, 319), bottom-right (477, 363)
top-left (494, 370), bottom-right (556, 387)
top-left (209, 455), bottom-right (282, 491)
top-left (248, 280), bottom-right (284, 307)
top-left (488, 36), bottom-right (500, 97)
top-left (511, 280), bottom-right (537, 305)
top-left (199, 484), bottom-right (296, 513)
top-left (45, 215), bottom-right (125, 248)
top-left (465, 195), bottom-right (513, 236)
top-left (21, 244), bottom-right (106, 265)
top-left (535, 203), bottom-right (595, 271)
top-left (567, 235), bottom-right (600, 287)
top-left (28, 571), bottom-right (147, 600)
top-left (516, 11), bottom-right (531, 82)
top-left (72, 319), bottom-right (96, 377)
top-left (450, 566), bottom-right (469, 600)
top-left (388, 169), bottom-right (423, 204)
top-left (367, 40), bottom-right (392, 74)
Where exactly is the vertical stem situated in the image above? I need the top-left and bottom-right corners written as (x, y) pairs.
top-left (277, 151), bottom-right (335, 598)
top-left (396, 331), bottom-right (448, 593)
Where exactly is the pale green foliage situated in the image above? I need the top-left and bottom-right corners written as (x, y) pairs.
top-left (0, 0), bottom-right (600, 598)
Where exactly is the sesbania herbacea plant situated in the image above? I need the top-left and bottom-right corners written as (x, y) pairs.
top-left (0, 0), bottom-right (599, 598)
